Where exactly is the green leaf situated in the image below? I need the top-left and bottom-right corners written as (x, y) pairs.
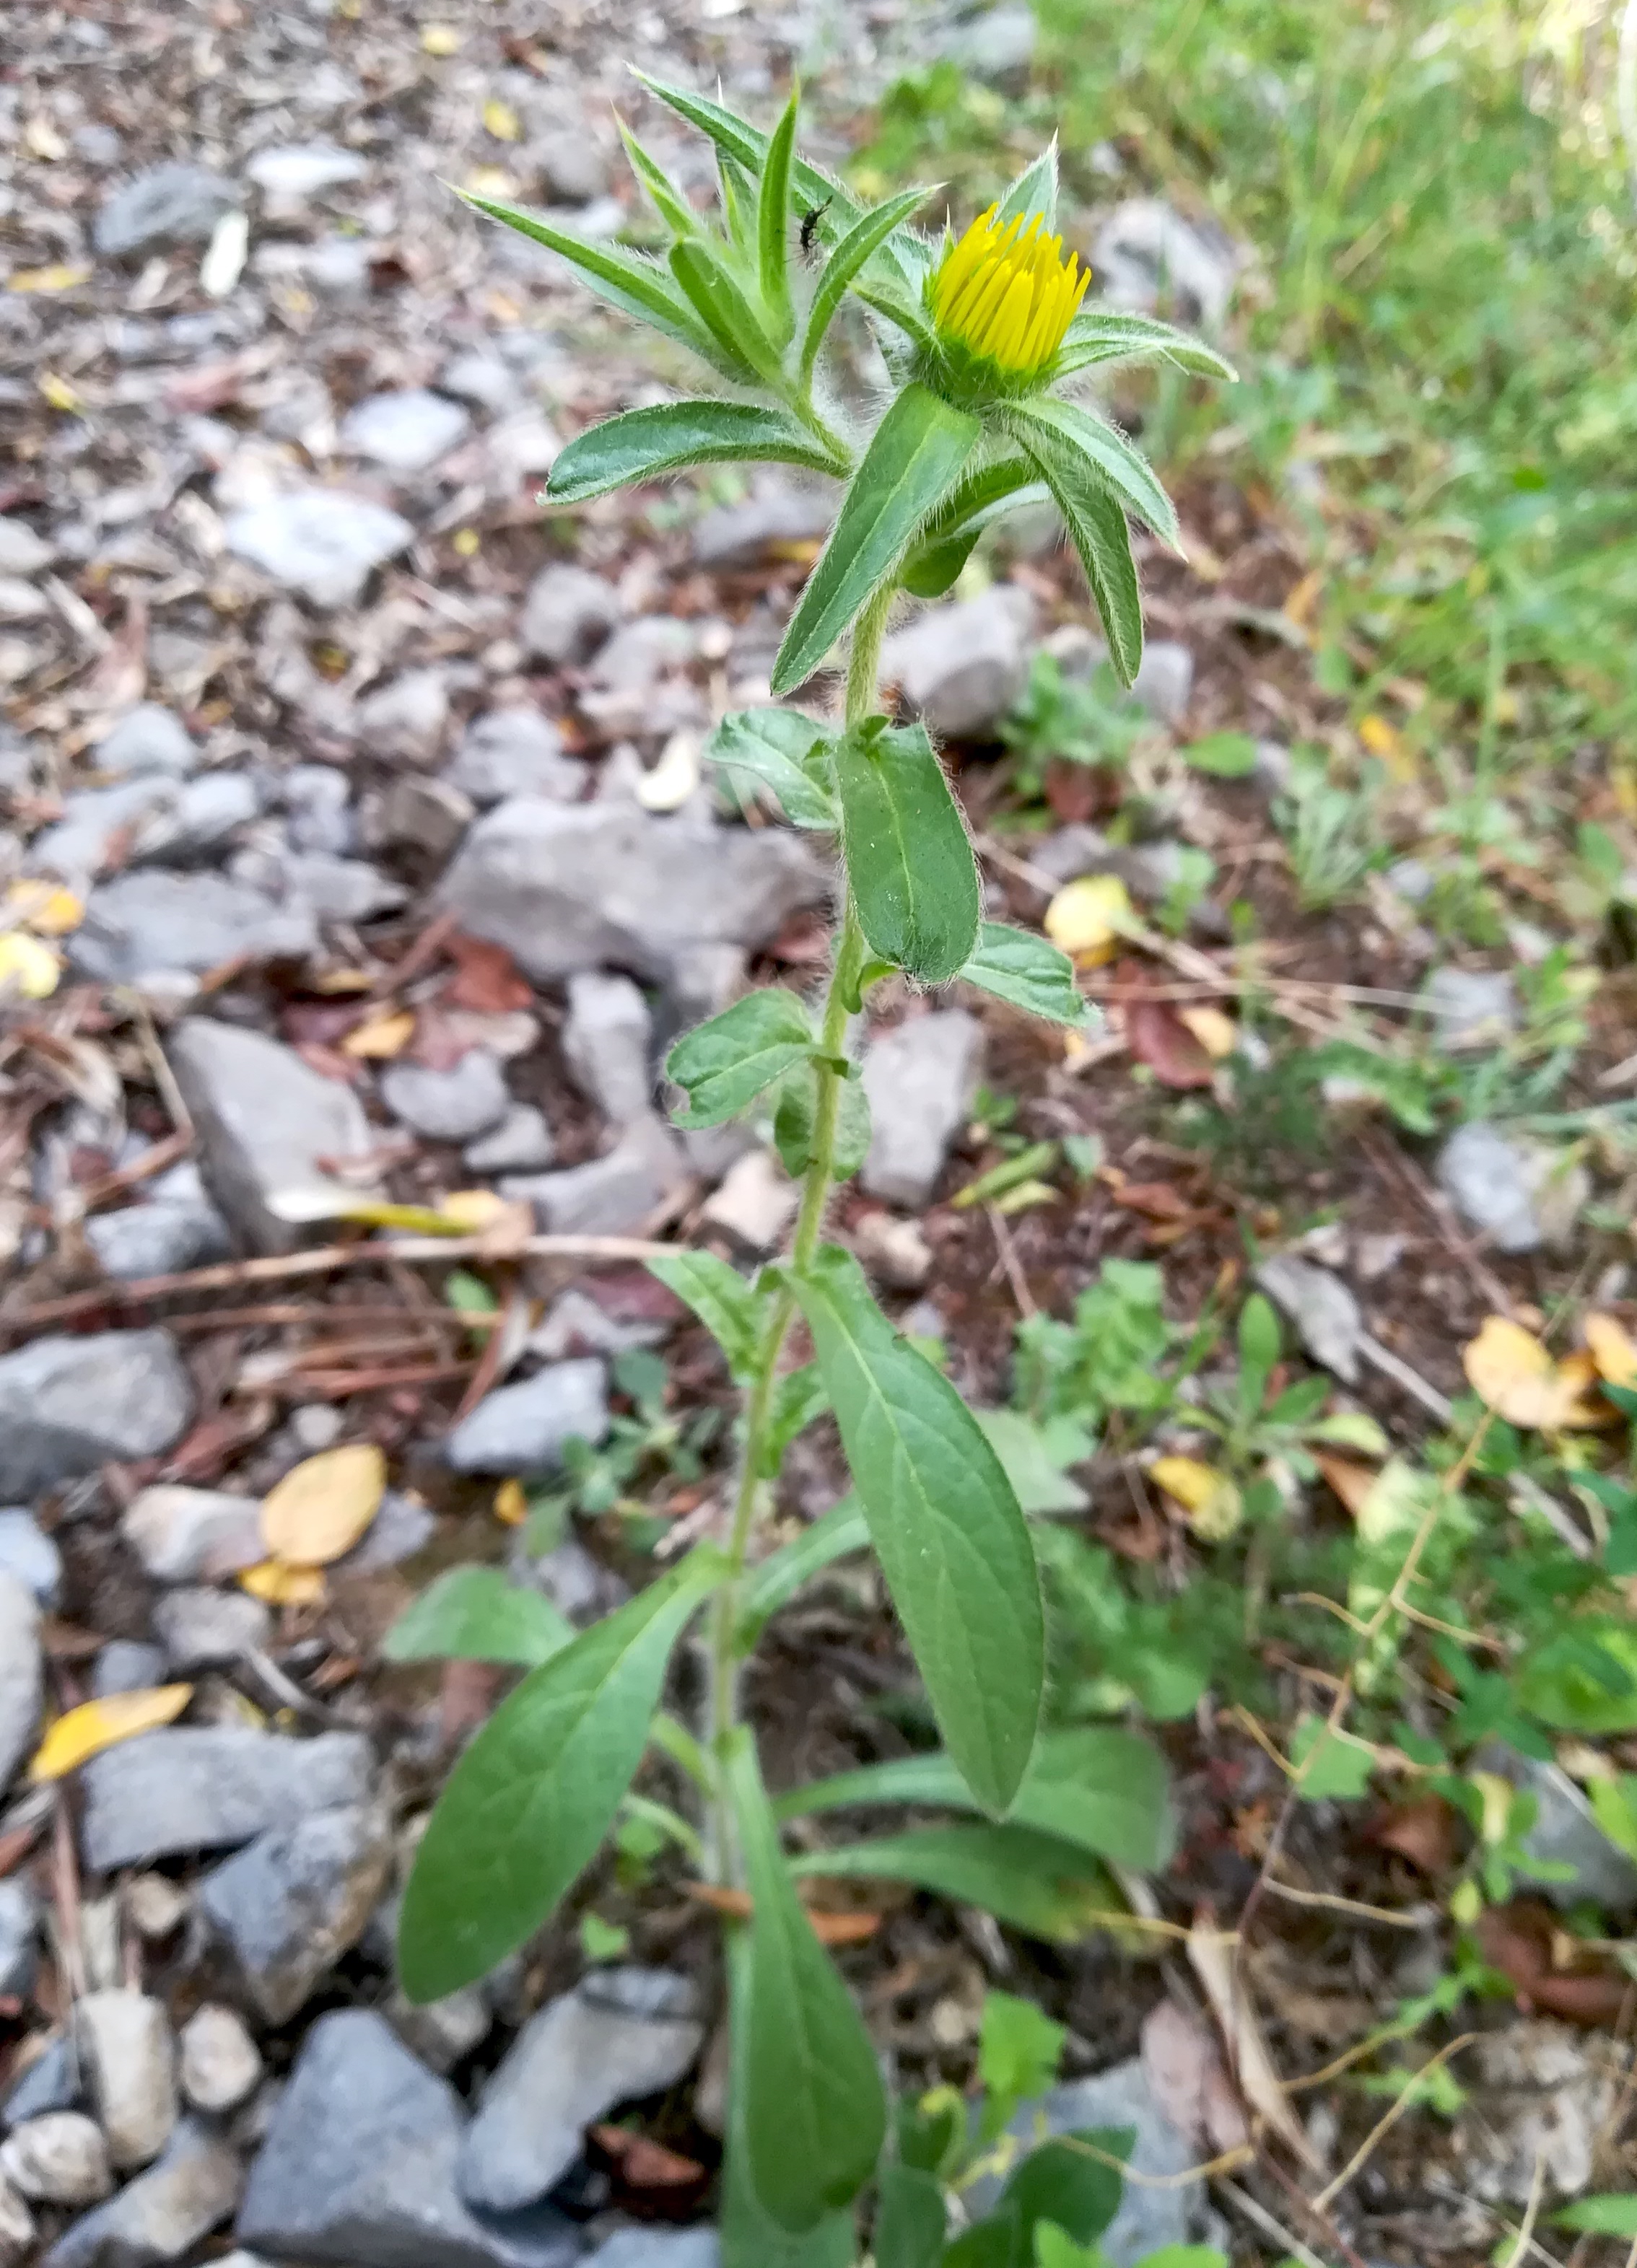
top-left (1556, 2195), bottom-right (1637, 2236)
top-left (720, 1930), bottom-right (860, 2268)
top-left (960, 924), bottom-right (1088, 1027)
top-left (728, 1735), bottom-right (887, 2230)
top-left (773, 1061), bottom-right (871, 1183)
top-left (1006, 412), bottom-right (1143, 686)
top-left (763, 1362), bottom-right (831, 1476)
top-left (790, 1244), bottom-right (1044, 1813)
top-left (979, 1989), bottom-right (1066, 2113)
top-left (757, 87), bottom-right (800, 343)
top-left (800, 186), bottom-right (933, 385)
top-left (1236, 1293), bottom-right (1280, 1417)
top-left (1057, 307), bottom-right (1236, 382)
top-left (743, 1493), bottom-right (871, 1631)
top-left (707, 708), bottom-right (839, 828)
top-left (797, 1822), bottom-right (1112, 1943)
top-left (779, 1725), bottom-right (1174, 1870)
top-left (398, 1552), bottom-right (720, 2000)
top-left (1182, 732), bottom-right (1259, 778)
top-left (631, 72), bottom-right (864, 238)
top-left (1288, 1715), bottom-right (1376, 1800)
top-left (773, 383), bottom-right (980, 694)
top-left (873, 2163), bottom-right (946, 2268)
top-left (1125, 2252), bottom-right (1228, 2268)
top-left (645, 1248), bottom-right (765, 1383)
top-left (547, 401), bottom-right (841, 505)
top-left (901, 456), bottom-right (1052, 598)
top-left (668, 238), bottom-right (782, 385)
top-left (975, 1409), bottom-right (1089, 1515)
top-left (995, 141), bottom-right (1058, 230)
top-left (1005, 397), bottom-right (1179, 550)
top-left (458, 191), bottom-right (730, 376)
top-left (666, 989), bottom-right (816, 1129)
top-left (834, 717), bottom-right (981, 984)
top-left (1002, 2139), bottom-right (1126, 2254)
top-left (382, 1566), bottom-right (572, 1667)
top-left (616, 120), bottom-right (700, 239)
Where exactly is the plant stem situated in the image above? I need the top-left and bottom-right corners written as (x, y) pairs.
top-left (702, 579), bottom-right (894, 1882)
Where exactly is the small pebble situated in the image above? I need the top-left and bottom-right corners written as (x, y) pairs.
top-left (0, 2112), bottom-right (112, 2207)
top-left (78, 1990), bottom-right (178, 2170)
top-left (122, 1875), bottom-right (190, 1942)
top-left (180, 2005), bottom-right (263, 2115)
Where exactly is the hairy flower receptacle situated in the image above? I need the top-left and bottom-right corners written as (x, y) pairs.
top-left (925, 203), bottom-right (1090, 405)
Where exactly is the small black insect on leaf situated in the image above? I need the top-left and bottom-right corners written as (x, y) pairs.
top-left (798, 197), bottom-right (833, 260)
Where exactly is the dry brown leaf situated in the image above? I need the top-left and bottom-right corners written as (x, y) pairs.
top-left (30, 1685), bottom-right (193, 1781)
top-left (1371, 1793), bottom-right (1459, 1875)
top-left (260, 1443), bottom-right (386, 1568)
top-left (1186, 1914), bottom-right (1319, 2168)
top-left (443, 932), bottom-right (534, 1014)
top-left (686, 1883), bottom-right (881, 1943)
top-left (1313, 1452), bottom-right (1380, 1520)
top-left (589, 2125), bottom-right (707, 2191)
top-left (1140, 1998), bottom-right (1249, 2158)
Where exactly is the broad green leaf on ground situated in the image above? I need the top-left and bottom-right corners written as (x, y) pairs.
top-left (727, 1735), bottom-right (886, 2232)
top-left (1518, 1619), bottom-right (1637, 1733)
top-left (743, 1494), bottom-right (870, 1631)
top-left (1288, 1714), bottom-right (1376, 1800)
top-left (834, 719), bottom-right (981, 984)
top-left (382, 1566), bottom-right (572, 1666)
top-left (398, 1552), bottom-right (720, 2000)
top-left (1004, 407), bottom-right (1144, 685)
top-left (795, 1823), bottom-right (1114, 1943)
top-left (1182, 732), bottom-right (1260, 778)
top-left (959, 924), bottom-right (1090, 1028)
top-left (772, 1063), bottom-right (871, 1183)
top-left (873, 2163), bottom-right (946, 2268)
top-left (645, 1248), bottom-right (766, 1383)
top-left (979, 1989), bottom-right (1067, 2124)
top-left (547, 401), bottom-right (840, 503)
top-left (1556, 2195), bottom-right (1637, 2236)
top-left (707, 709), bottom-right (839, 828)
top-left (666, 989), bottom-right (815, 1128)
top-left (792, 1245), bottom-right (1044, 1814)
top-left (975, 1409), bottom-right (1090, 1515)
top-left (720, 1930), bottom-right (859, 2268)
top-left (773, 383), bottom-right (980, 693)
top-left (801, 187), bottom-right (934, 382)
top-left (777, 1725), bottom-right (1174, 1870)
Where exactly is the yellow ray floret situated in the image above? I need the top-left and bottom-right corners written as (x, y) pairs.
top-left (930, 203), bottom-right (1089, 380)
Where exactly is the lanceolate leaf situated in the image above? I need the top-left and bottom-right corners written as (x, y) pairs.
top-left (794, 1821), bottom-right (1114, 1943)
top-left (773, 384), bottom-right (980, 693)
top-left (772, 1062), bottom-right (871, 1183)
top-left (666, 989), bottom-right (816, 1129)
top-left (800, 186), bottom-right (933, 383)
top-left (790, 1245), bottom-right (1044, 1813)
top-left (706, 709), bottom-right (839, 828)
top-left (668, 239), bottom-right (781, 385)
top-left (901, 454), bottom-right (1052, 597)
top-left (728, 1735), bottom-right (887, 2232)
top-left (398, 1553), bottom-right (720, 2000)
top-left (1004, 395), bottom-right (1179, 550)
top-left (631, 73), bottom-right (865, 250)
top-left (873, 2164), bottom-right (947, 2268)
top-left (548, 402), bottom-right (842, 504)
top-left (995, 139), bottom-right (1059, 229)
top-left (383, 1566), bottom-right (572, 1667)
top-left (645, 1248), bottom-right (767, 1383)
top-left (616, 121), bottom-right (699, 240)
top-left (743, 1494), bottom-right (870, 1630)
top-left (959, 923), bottom-right (1088, 1026)
top-left (777, 1725), bottom-right (1176, 1870)
top-left (757, 87), bottom-right (800, 343)
top-left (1010, 415), bottom-right (1144, 686)
top-left (720, 1932), bottom-right (860, 2268)
top-left (1057, 307), bottom-right (1238, 382)
top-left (834, 719), bottom-right (981, 984)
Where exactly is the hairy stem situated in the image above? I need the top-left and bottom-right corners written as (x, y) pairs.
top-left (703, 579), bottom-right (894, 1882)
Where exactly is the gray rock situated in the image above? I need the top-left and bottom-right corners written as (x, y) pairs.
top-left (564, 971), bottom-right (653, 1124)
top-left (0, 522), bottom-right (52, 577)
top-left (584, 617), bottom-right (696, 698)
top-left (860, 1012), bottom-right (985, 1209)
top-left (94, 706), bottom-right (197, 780)
top-left (0, 2114), bottom-right (112, 2207)
top-left (341, 391), bottom-right (470, 474)
top-left (198, 1806), bottom-right (390, 2024)
top-left (532, 127), bottom-right (612, 206)
top-left (152, 1588), bottom-right (271, 1672)
top-left (4, 2039), bottom-right (78, 2132)
top-left (375, 774), bottom-right (474, 862)
top-left (70, 871), bottom-right (318, 984)
top-left (587, 2236), bottom-right (718, 2268)
top-left (518, 1536), bottom-right (628, 1626)
top-left (853, 1209), bottom-right (934, 1290)
top-left (439, 352), bottom-right (514, 411)
top-left (460, 1970), bottom-right (703, 2212)
top-left (381, 1053), bottom-right (510, 1144)
top-left (1254, 1254), bottom-right (1363, 1385)
top-left (168, 1017), bottom-right (383, 1254)
top-left (356, 669), bottom-right (450, 765)
top-left (1425, 967), bottom-right (1519, 1051)
top-left (445, 1359), bottom-right (608, 1477)
top-left (945, 0), bottom-right (1036, 87)
top-left (1475, 1744), bottom-right (1637, 1912)
top-left (91, 1642), bottom-right (167, 1700)
top-left (447, 710), bottom-right (584, 807)
top-left (77, 1993), bottom-right (176, 2171)
top-left (699, 1149), bottom-right (797, 1256)
top-left (0, 1510), bottom-right (60, 1608)
top-left (246, 143), bottom-right (367, 197)
top-left (122, 1878), bottom-right (190, 1943)
top-left (882, 586), bottom-right (1036, 740)
top-left (121, 1487), bottom-right (262, 1585)
top-left (280, 764), bottom-right (354, 854)
top-left (85, 1189), bottom-right (232, 1281)
top-left (282, 849), bottom-right (407, 922)
top-left (1091, 197), bottom-right (1242, 330)
top-left (79, 1728), bottom-right (373, 1871)
top-left (502, 1116), bottom-right (686, 1235)
top-left (964, 2058), bottom-right (1221, 2262)
top-left (237, 2009), bottom-right (580, 2268)
top-left (440, 800), bottom-right (824, 985)
top-left (385, 1987), bottom-right (493, 2076)
top-left (528, 1290), bottom-right (665, 1363)
top-left (518, 564), bottom-right (622, 668)
top-left (30, 776), bottom-right (256, 884)
top-left (1436, 1121), bottom-right (1554, 1256)
top-left (0, 1334), bottom-right (192, 1499)
top-left (690, 479), bottom-right (834, 571)
top-left (1130, 638), bottom-right (1195, 726)
top-left (465, 1105), bottom-right (555, 1174)
top-left (0, 2179), bottom-right (31, 2264)
top-left (224, 490), bottom-right (414, 608)
top-left (95, 165), bottom-right (237, 258)
top-left (0, 1883), bottom-right (36, 1999)
top-left (43, 2116), bottom-right (240, 2268)
top-left (0, 579), bottom-right (47, 624)
top-left (341, 1487), bottom-right (437, 1573)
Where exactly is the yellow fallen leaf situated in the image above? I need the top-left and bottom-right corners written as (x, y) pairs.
top-left (453, 527), bottom-right (481, 559)
top-left (240, 1559), bottom-right (328, 1606)
top-left (463, 166), bottom-right (515, 198)
top-left (30, 1686), bottom-right (193, 1781)
top-left (38, 372), bottom-right (80, 412)
top-left (1462, 1315), bottom-right (1595, 1429)
top-left (439, 1188), bottom-right (510, 1230)
top-left (0, 932), bottom-right (61, 999)
top-left (341, 1009), bottom-right (416, 1059)
top-left (8, 264), bottom-right (90, 294)
top-left (1358, 714), bottom-right (1400, 761)
top-left (1178, 1004), bottom-right (1236, 1060)
top-left (1586, 1312), bottom-right (1637, 1391)
top-left (310, 967), bottom-right (375, 994)
top-left (1151, 1454), bottom-right (1243, 1541)
top-left (4, 880), bottom-right (84, 935)
top-left (422, 22), bottom-right (461, 51)
top-left (1043, 874), bottom-right (1134, 966)
top-left (494, 1477), bottom-right (528, 1527)
top-left (483, 97), bottom-right (521, 140)
top-left (261, 1443), bottom-right (386, 1568)
top-left (1554, 1349), bottom-right (1617, 1428)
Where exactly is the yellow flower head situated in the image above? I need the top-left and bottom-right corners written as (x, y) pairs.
top-left (929, 203), bottom-right (1089, 390)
